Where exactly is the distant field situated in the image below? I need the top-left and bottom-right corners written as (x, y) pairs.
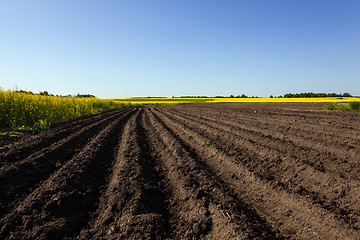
top-left (114, 97), bottom-right (360, 104)
top-left (113, 98), bottom-right (210, 104)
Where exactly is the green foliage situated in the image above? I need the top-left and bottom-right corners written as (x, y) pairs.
top-left (323, 102), bottom-right (360, 112)
top-left (14, 89), bottom-right (96, 98)
top-left (349, 102), bottom-right (360, 111)
top-left (32, 119), bottom-right (51, 133)
top-left (75, 94), bottom-right (96, 98)
top-left (39, 91), bottom-right (50, 96)
top-left (281, 92), bottom-right (352, 98)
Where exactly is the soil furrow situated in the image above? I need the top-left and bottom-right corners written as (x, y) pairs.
top-left (198, 103), bottom-right (359, 128)
top-left (146, 108), bottom-right (281, 239)
top-left (0, 108), bottom-right (135, 217)
top-left (151, 106), bottom-right (360, 239)
top-left (156, 106), bottom-right (360, 228)
top-left (165, 105), bottom-right (360, 183)
top-left (77, 108), bottom-right (173, 239)
top-left (162, 106), bottom-right (359, 164)
top-left (0, 108), bottom-right (135, 240)
top-left (0, 108), bottom-right (127, 161)
top-left (176, 104), bottom-right (360, 139)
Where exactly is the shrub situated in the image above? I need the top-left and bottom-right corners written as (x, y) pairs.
top-left (324, 102), bottom-right (360, 112)
top-left (349, 102), bottom-right (360, 111)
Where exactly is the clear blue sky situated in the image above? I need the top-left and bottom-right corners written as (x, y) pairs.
top-left (1, 0), bottom-right (359, 98)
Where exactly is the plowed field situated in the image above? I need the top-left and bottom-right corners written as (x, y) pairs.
top-left (0, 103), bottom-right (359, 239)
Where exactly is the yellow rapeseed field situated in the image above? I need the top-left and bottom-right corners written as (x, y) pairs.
top-left (209, 97), bottom-right (360, 103)
top-left (0, 89), bottom-right (131, 130)
top-left (115, 97), bottom-right (359, 104)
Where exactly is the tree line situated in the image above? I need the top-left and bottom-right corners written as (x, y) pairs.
top-left (274, 92), bottom-right (352, 98)
top-left (173, 92), bottom-right (352, 98)
top-left (14, 90), bottom-right (96, 98)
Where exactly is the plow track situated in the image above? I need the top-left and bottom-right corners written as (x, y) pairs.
top-left (0, 103), bottom-right (359, 239)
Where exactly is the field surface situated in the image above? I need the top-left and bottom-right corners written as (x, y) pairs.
top-left (0, 103), bottom-right (359, 239)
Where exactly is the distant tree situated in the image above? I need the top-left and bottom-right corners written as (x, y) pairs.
top-left (75, 94), bottom-right (96, 98)
top-left (15, 90), bottom-right (34, 95)
top-left (39, 91), bottom-right (49, 96)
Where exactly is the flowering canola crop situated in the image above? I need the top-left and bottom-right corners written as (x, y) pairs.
top-left (115, 97), bottom-right (359, 104)
top-left (0, 90), bottom-right (131, 130)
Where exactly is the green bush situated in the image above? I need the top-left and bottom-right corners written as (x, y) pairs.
top-left (324, 102), bottom-right (360, 112)
top-left (349, 102), bottom-right (360, 111)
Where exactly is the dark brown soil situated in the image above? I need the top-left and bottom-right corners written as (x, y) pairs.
top-left (0, 103), bottom-right (359, 239)
top-left (0, 130), bottom-right (33, 149)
